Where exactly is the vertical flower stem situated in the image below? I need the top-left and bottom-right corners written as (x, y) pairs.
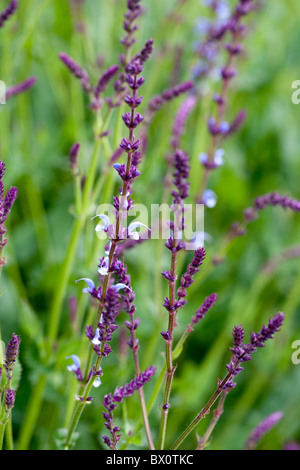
top-left (129, 327), bottom-right (155, 450)
top-left (158, 242), bottom-right (178, 450)
top-left (64, 354), bottom-right (103, 450)
top-left (5, 415), bottom-right (13, 450)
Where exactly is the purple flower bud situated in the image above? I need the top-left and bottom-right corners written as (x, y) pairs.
top-left (4, 333), bottom-right (20, 380)
top-left (69, 143), bottom-right (80, 171)
top-left (0, 0), bottom-right (18, 29)
top-left (5, 389), bottom-right (16, 410)
top-left (6, 77), bottom-right (36, 100)
top-left (95, 65), bottom-right (119, 97)
top-left (246, 411), bottom-right (283, 450)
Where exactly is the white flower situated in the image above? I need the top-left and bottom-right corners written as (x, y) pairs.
top-left (113, 283), bottom-right (132, 292)
top-left (128, 221), bottom-right (150, 240)
top-left (66, 355), bottom-right (81, 373)
top-left (75, 278), bottom-right (95, 294)
top-left (91, 328), bottom-right (101, 345)
top-left (98, 257), bottom-right (109, 276)
top-left (92, 214), bottom-right (111, 233)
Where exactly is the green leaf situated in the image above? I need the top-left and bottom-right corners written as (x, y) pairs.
top-left (11, 358), bottom-right (22, 391)
top-left (19, 300), bottom-right (43, 342)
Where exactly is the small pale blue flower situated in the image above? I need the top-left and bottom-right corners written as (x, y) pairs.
top-left (92, 214), bottom-right (111, 233)
top-left (75, 278), bottom-right (95, 293)
top-left (202, 189), bottom-right (218, 208)
top-left (98, 256), bottom-right (109, 276)
top-left (128, 221), bottom-right (150, 240)
top-left (214, 148), bottom-right (225, 166)
top-left (113, 283), bottom-right (132, 293)
top-left (66, 355), bottom-right (81, 372)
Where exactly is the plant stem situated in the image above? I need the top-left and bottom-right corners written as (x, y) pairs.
top-left (5, 415), bottom-right (13, 450)
top-left (171, 371), bottom-right (235, 449)
top-left (158, 242), bottom-right (178, 450)
top-left (196, 391), bottom-right (228, 450)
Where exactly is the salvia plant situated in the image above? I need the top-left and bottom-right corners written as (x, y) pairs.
top-left (0, 0), bottom-right (300, 452)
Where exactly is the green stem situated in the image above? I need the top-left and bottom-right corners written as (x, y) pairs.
top-left (17, 374), bottom-right (47, 450)
top-left (5, 415), bottom-right (13, 450)
top-left (0, 422), bottom-right (5, 450)
top-left (158, 244), bottom-right (178, 450)
top-left (171, 369), bottom-right (235, 450)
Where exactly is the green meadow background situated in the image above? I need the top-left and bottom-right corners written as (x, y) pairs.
top-left (1, 0), bottom-right (300, 450)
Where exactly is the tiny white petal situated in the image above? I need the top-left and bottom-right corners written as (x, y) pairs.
top-left (128, 221), bottom-right (150, 240)
top-left (93, 377), bottom-right (102, 388)
top-left (92, 214), bottom-right (111, 230)
top-left (75, 278), bottom-right (95, 292)
top-left (66, 355), bottom-right (80, 371)
top-left (98, 266), bottom-right (109, 275)
top-left (92, 328), bottom-right (101, 345)
top-left (113, 283), bottom-right (132, 292)
top-left (98, 257), bottom-right (109, 276)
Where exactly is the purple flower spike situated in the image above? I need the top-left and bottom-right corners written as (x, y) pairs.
top-left (6, 77), bottom-right (36, 101)
top-left (188, 293), bottom-right (218, 330)
top-left (5, 389), bottom-right (16, 410)
top-left (102, 366), bottom-right (156, 449)
top-left (224, 313), bottom-right (285, 387)
top-left (69, 143), bottom-right (80, 172)
top-left (95, 65), bottom-right (119, 97)
top-left (0, 0), bottom-right (18, 29)
top-left (59, 52), bottom-right (91, 93)
top-left (4, 333), bottom-right (20, 380)
top-left (246, 411), bottom-right (283, 450)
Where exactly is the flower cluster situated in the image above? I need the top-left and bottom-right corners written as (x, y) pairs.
top-left (221, 313), bottom-right (285, 391)
top-left (0, 0), bottom-right (18, 29)
top-left (4, 333), bottom-right (20, 381)
top-left (0, 161), bottom-right (18, 268)
top-left (245, 411), bottom-right (283, 450)
top-left (102, 367), bottom-right (156, 449)
top-left (0, 333), bottom-right (21, 428)
top-left (187, 293), bottom-right (218, 333)
top-left (196, 0), bottom-right (255, 205)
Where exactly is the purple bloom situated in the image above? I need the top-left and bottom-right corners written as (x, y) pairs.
top-left (121, 0), bottom-right (143, 52)
top-left (5, 389), bottom-right (16, 410)
top-left (102, 367), bottom-right (156, 449)
top-left (223, 313), bottom-right (285, 387)
top-left (171, 95), bottom-right (197, 150)
top-left (0, 0), bottom-right (18, 29)
top-left (4, 333), bottom-right (20, 380)
top-left (148, 81), bottom-right (194, 113)
top-left (246, 411), bottom-right (283, 450)
top-left (171, 150), bottom-right (190, 204)
top-left (94, 65), bottom-right (119, 97)
top-left (59, 52), bottom-right (91, 93)
top-left (69, 143), bottom-right (80, 172)
top-left (0, 161), bottom-right (18, 266)
top-left (177, 247), bottom-right (206, 298)
top-left (5, 77), bottom-right (36, 100)
top-left (188, 293), bottom-right (218, 330)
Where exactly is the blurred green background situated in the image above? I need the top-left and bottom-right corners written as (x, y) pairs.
top-left (1, 0), bottom-right (300, 450)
